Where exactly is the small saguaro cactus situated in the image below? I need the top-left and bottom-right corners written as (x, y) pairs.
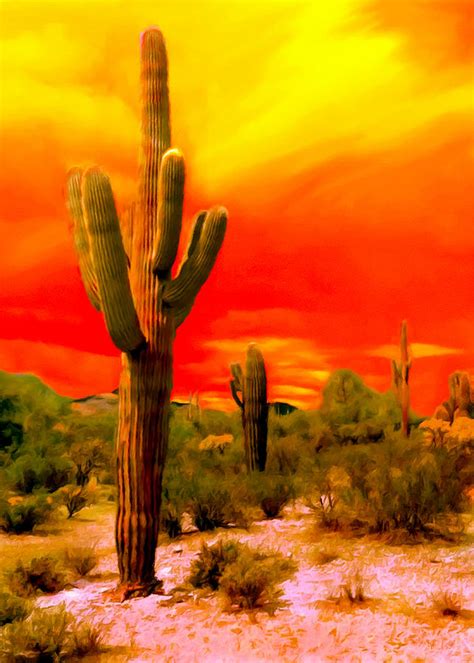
top-left (434, 371), bottom-right (473, 422)
top-left (391, 320), bottom-right (412, 436)
top-left (230, 343), bottom-right (268, 472)
top-left (66, 28), bottom-right (227, 599)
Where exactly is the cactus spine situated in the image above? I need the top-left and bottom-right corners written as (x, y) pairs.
top-left (66, 28), bottom-right (227, 599)
top-left (391, 320), bottom-right (411, 436)
top-left (230, 343), bottom-right (268, 471)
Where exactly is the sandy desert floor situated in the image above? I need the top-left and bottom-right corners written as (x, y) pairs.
top-left (2, 501), bottom-right (469, 662)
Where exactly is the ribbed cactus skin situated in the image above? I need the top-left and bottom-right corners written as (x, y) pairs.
top-left (66, 28), bottom-right (227, 599)
top-left (230, 344), bottom-right (268, 471)
top-left (391, 320), bottom-right (411, 436)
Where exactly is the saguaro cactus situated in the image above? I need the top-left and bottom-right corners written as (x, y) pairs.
top-left (434, 371), bottom-right (473, 422)
top-left (230, 343), bottom-right (268, 471)
top-left (66, 28), bottom-right (227, 599)
top-left (391, 320), bottom-right (411, 436)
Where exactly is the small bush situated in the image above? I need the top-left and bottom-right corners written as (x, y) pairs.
top-left (245, 473), bottom-right (295, 519)
top-left (220, 549), bottom-right (296, 614)
top-left (0, 605), bottom-right (104, 661)
top-left (187, 480), bottom-right (244, 531)
top-left (310, 544), bottom-right (340, 566)
top-left (0, 493), bottom-right (53, 534)
top-left (189, 540), bottom-right (241, 590)
top-left (189, 540), bottom-right (296, 614)
top-left (432, 591), bottom-right (465, 618)
top-left (63, 545), bottom-right (97, 577)
top-left (160, 499), bottom-right (182, 539)
top-left (57, 483), bottom-right (95, 518)
top-left (0, 592), bottom-right (31, 626)
top-left (6, 556), bottom-right (68, 597)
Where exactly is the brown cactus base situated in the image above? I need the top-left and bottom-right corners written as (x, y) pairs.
top-left (104, 578), bottom-right (164, 602)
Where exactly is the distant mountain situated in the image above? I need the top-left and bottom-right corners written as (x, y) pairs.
top-left (269, 401), bottom-right (298, 416)
top-left (0, 370), bottom-right (71, 414)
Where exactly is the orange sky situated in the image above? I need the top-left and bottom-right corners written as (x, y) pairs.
top-left (0, 0), bottom-right (473, 413)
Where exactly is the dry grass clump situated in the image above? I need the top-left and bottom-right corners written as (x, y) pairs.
top-left (432, 590), bottom-right (471, 619)
top-left (6, 555), bottom-right (69, 597)
top-left (0, 605), bottom-right (104, 661)
top-left (0, 592), bottom-right (32, 626)
top-left (63, 543), bottom-right (98, 577)
top-left (310, 543), bottom-right (341, 566)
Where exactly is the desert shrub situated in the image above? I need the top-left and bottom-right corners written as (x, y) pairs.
top-left (160, 496), bottom-right (182, 539)
top-left (68, 438), bottom-right (109, 487)
top-left (189, 539), bottom-right (296, 613)
top-left (310, 432), bottom-right (468, 535)
top-left (186, 477), bottom-right (245, 531)
top-left (339, 572), bottom-right (367, 604)
top-left (310, 543), bottom-right (340, 566)
top-left (189, 540), bottom-right (241, 590)
top-left (246, 473), bottom-right (295, 518)
top-left (0, 493), bottom-right (53, 534)
top-left (6, 556), bottom-right (68, 597)
top-left (0, 592), bottom-right (31, 626)
top-left (63, 545), bottom-right (98, 577)
top-left (57, 481), bottom-right (96, 518)
top-left (220, 547), bottom-right (297, 614)
top-left (6, 452), bottom-right (71, 494)
top-left (0, 605), bottom-right (103, 661)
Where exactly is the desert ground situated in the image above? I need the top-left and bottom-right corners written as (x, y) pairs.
top-left (2, 499), bottom-right (472, 662)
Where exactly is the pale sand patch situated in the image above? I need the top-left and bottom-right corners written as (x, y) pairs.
top-left (34, 505), bottom-right (473, 662)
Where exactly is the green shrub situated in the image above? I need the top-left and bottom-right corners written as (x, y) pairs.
top-left (310, 433), bottom-right (468, 536)
top-left (57, 482), bottom-right (95, 518)
top-left (246, 474), bottom-right (295, 518)
top-left (0, 593), bottom-right (31, 626)
top-left (160, 499), bottom-right (182, 539)
top-left (6, 453), bottom-right (71, 494)
top-left (63, 545), bottom-right (98, 577)
top-left (0, 605), bottom-right (104, 661)
top-left (220, 547), bottom-right (296, 614)
top-left (189, 540), bottom-right (241, 590)
top-left (6, 556), bottom-right (68, 597)
top-left (189, 540), bottom-right (296, 614)
top-left (186, 478), bottom-right (245, 531)
top-left (0, 493), bottom-right (53, 534)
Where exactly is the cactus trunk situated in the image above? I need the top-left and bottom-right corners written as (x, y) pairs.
top-left (115, 329), bottom-right (172, 592)
top-left (66, 29), bottom-right (227, 599)
top-left (230, 344), bottom-right (268, 472)
top-left (391, 320), bottom-right (411, 437)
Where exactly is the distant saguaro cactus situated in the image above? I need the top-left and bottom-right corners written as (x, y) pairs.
top-left (391, 320), bottom-right (411, 436)
top-left (434, 371), bottom-right (473, 422)
top-left (66, 28), bottom-right (227, 599)
top-left (230, 344), bottom-right (268, 471)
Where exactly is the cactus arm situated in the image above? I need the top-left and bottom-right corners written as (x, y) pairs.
top-left (230, 363), bottom-right (244, 409)
top-left (66, 168), bottom-right (101, 311)
top-left (120, 202), bottom-right (136, 267)
top-left (152, 149), bottom-right (185, 275)
top-left (139, 28), bottom-right (171, 225)
top-left (162, 206), bottom-right (227, 309)
top-left (230, 380), bottom-right (243, 409)
top-left (176, 211), bottom-right (207, 273)
top-left (82, 168), bottom-right (146, 352)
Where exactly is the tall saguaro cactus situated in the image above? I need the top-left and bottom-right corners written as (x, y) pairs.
top-left (391, 320), bottom-right (411, 436)
top-left (66, 28), bottom-right (227, 599)
top-left (230, 344), bottom-right (268, 472)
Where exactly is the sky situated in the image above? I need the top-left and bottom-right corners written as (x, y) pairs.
top-left (0, 0), bottom-right (473, 413)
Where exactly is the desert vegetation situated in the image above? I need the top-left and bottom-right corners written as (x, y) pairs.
top-left (0, 358), bottom-right (472, 659)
